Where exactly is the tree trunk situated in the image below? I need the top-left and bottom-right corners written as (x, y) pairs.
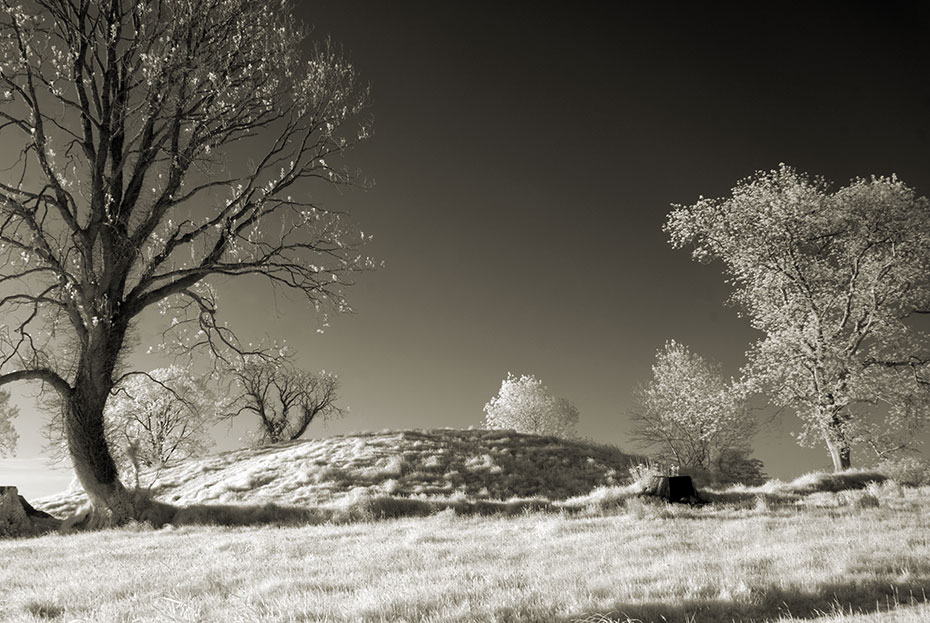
top-left (63, 321), bottom-right (138, 527)
top-left (65, 385), bottom-right (136, 527)
top-left (825, 436), bottom-right (851, 471)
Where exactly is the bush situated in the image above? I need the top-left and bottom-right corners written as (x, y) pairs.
top-left (877, 456), bottom-right (930, 487)
top-left (628, 461), bottom-right (678, 489)
top-left (777, 469), bottom-right (887, 494)
top-left (483, 373), bottom-right (579, 438)
top-left (712, 448), bottom-right (767, 486)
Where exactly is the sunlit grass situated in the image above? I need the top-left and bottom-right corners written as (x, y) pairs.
top-left (35, 429), bottom-right (639, 519)
top-left (3, 486), bottom-right (930, 623)
top-left (11, 432), bottom-right (929, 621)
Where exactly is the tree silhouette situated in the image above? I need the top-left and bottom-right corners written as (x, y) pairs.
top-left (225, 358), bottom-right (342, 444)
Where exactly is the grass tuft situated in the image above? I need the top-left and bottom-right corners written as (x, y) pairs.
top-left (23, 600), bottom-right (65, 619)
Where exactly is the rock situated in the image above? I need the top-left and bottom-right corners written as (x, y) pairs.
top-left (0, 486), bottom-right (62, 538)
top-left (640, 475), bottom-right (701, 504)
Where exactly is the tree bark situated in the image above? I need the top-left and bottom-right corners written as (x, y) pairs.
top-left (825, 436), bottom-right (852, 471)
top-left (65, 387), bottom-right (136, 526)
top-left (63, 322), bottom-right (137, 526)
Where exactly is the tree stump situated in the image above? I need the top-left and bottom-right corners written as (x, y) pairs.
top-left (0, 486), bottom-right (61, 538)
top-left (641, 475), bottom-right (700, 503)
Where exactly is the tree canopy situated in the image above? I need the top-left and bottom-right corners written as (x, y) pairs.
top-left (0, 0), bottom-right (371, 523)
top-left (632, 340), bottom-right (760, 482)
top-left (105, 366), bottom-right (215, 474)
top-left (483, 373), bottom-right (579, 438)
top-left (666, 165), bottom-right (930, 470)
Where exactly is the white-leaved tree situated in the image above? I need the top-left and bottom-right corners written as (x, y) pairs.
top-left (631, 341), bottom-right (763, 484)
top-left (104, 366), bottom-right (214, 477)
top-left (0, 0), bottom-right (372, 524)
top-left (483, 373), bottom-right (579, 438)
top-left (666, 165), bottom-right (930, 470)
top-left (0, 390), bottom-right (17, 457)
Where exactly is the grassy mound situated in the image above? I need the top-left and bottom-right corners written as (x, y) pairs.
top-left (35, 428), bottom-right (640, 520)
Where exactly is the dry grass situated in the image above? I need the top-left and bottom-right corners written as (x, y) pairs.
top-left (34, 429), bottom-right (640, 519)
top-left (3, 485), bottom-right (930, 623)
top-left (10, 430), bottom-right (928, 622)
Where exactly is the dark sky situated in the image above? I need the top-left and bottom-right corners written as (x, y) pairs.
top-left (5, 1), bottom-right (930, 496)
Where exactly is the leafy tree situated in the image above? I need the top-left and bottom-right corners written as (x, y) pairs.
top-left (0, 390), bottom-right (18, 457)
top-left (0, 0), bottom-right (371, 524)
top-left (632, 340), bottom-right (760, 482)
top-left (483, 373), bottom-right (579, 438)
top-left (105, 366), bottom-right (214, 475)
top-left (225, 358), bottom-right (342, 444)
top-left (666, 165), bottom-right (930, 470)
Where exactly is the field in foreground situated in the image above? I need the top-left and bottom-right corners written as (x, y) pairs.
top-left (3, 486), bottom-right (930, 623)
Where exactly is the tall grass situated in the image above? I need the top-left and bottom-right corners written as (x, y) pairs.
top-left (3, 486), bottom-right (929, 622)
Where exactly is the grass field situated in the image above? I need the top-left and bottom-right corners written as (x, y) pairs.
top-left (4, 430), bottom-right (929, 622)
top-left (3, 483), bottom-right (930, 622)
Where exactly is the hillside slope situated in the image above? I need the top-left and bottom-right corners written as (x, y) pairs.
top-left (36, 428), bottom-right (640, 518)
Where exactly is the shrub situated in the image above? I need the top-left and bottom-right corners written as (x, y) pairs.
top-left (628, 460), bottom-right (678, 489)
top-left (877, 456), bottom-right (930, 487)
top-left (777, 469), bottom-right (887, 494)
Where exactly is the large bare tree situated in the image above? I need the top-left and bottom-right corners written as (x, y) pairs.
top-left (666, 166), bottom-right (930, 470)
top-left (0, 0), bottom-right (371, 524)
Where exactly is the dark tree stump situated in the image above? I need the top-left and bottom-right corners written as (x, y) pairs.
top-left (641, 475), bottom-right (699, 503)
top-left (18, 495), bottom-right (55, 519)
top-left (0, 486), bottom-right (61, 537)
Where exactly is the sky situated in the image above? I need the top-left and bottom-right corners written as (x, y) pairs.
top-left (4, 1), bottom-right (930, 498)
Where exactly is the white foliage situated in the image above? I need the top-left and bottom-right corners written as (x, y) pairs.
top-left (0, 390), bottom-right (18, 457)
top-left (483, 373), bottom-right (579, 438)
top-left (633, 341), bottom-right (757, 476)
top-left (667, 165), bottom-right (930, 466)
top-left (105, 366), bottom-right (215, 471)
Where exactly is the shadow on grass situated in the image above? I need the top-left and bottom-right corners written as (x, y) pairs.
top-left (167, 495), bottom-right (559, 527)
top-left (565, 578), bottom-right (930, 623)
top-left (170, 502), bottom-right (330, 527)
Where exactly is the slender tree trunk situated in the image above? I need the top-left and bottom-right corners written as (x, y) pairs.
top-left (823, 409), bottom-right (852, 471)
top-left (825, 435), bottom-right (852, 471)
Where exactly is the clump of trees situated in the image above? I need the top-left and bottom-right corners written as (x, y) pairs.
top-left (224, 358), bottom-right (342, 444)
top-left (484, 373), bottom-right (579, 438)
top-left (666, 165), bottom-right (930, 470)
top-left (0, 0), bottom-right (371, 524)
top-left (632, 341), bottom-right (764, 485)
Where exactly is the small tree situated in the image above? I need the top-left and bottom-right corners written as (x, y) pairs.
top-left (483, 373), bottom-right (579, 438)
top-left (226, 358), bottom-right (342, 444)
top-left (0, 390), bottom-right (18, 457)
top-left (105, 366), bottom-right (214, 473)
top-left (632, 341), bottom-right (760, 482)
top-left (666, 165), bottom-right (930, 470)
